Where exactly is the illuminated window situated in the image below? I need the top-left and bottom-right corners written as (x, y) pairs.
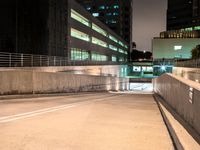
top-left (86, 6), bottom-right (91, 10)
top-left (185, 27), bottom-right (193, 31)
top-left (194, 26), bottom-right (200, 30)
top-left (174, 46), bottom-right (182, 51)
top-left (112, 56), bottom-right (117, 62)
top-left (92, 13), bottom-right (99, 17)
top-left (119, 41), bottom-right (124, 47)
top-left (71, 48), bottom-right (89, 61)
top-left (125, 45), bottom-right (128, 49)
top-left (71, 9), bottom-right (90, 27)
top-left (92, 53), bottom-right (108, 61)
top-left (92, 23), bottom-right (107, 37)
top-left (71, 28), bottom-right (90, 42)
top-left (113, 12), bottom-right (119, 16)
top-left (92, 37), bottom-right (107, 48)
top-left (119, 48), bottom-right (124, 53)
top-left (119, 57), bottom-right (125, 62)
top-left (99, 5), bottom-right (105, 10)
top-left (113, 5), bottom-right (119, 9)
top-left (109, 35), bottom-right (118, 43)
top-left (109, 44), bottom-right (118, 51)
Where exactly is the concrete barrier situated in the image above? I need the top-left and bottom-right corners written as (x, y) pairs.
top-left (0, 70), bottom-right (129, 95)
top-left (153, 73), bottom-right (200, 135)
top-left (173, 67), bottom-right (200, 83)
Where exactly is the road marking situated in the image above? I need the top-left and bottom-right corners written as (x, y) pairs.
top-left (0, 94), bottom-right (121, 123)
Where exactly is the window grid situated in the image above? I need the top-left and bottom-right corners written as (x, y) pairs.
top-left (71, 9), bottom-right (90, 27)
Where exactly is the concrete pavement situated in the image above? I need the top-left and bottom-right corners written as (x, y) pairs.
top-left (0, 92), bottom-right (174, 150)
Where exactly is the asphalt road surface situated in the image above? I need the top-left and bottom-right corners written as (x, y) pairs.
top-left (0, 92), bottom-right (174, 150)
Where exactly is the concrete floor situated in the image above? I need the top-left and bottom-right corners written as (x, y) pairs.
top-left (0, 93), bottom-right (174, 150)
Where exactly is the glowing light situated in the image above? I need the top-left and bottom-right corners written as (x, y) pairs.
top-left (174, 46), bottom-right (182, 50)
top-left (161, 65), bottom-right (166, 71)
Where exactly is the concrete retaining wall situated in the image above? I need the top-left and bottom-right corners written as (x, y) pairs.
top-left (0, 70), bottom-right (129, 95)
top-left (173, 67), bottom-right (200, 82)
top-left (153, 74), bottom-right (200, 135)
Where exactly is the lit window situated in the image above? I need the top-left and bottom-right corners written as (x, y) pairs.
top-left (113, 12), bottom-right (119, 16)
top-left (125, 45), bottom-right (128, 49)
top-left (86, 6), bottom-right (91, 10)
top-left (109, 44), bottom-right (118, 51)
top-left (92, 53), bottom-right (108, 61)
top-left (185, 27), bottom-right (193, 31)
top-left (92, 13), bottom-right (99, 17)
top-left (119, 48), bottom-right (124, 53)
top-left (92, 37), bottom-right (107, 48)
top-left (119, 41), bottom-right (124, 47)
top-left (71, 28), bottom-right (90, 42)
top-left (194, 26), bottom-right (200, 30)
top-left (112, 56), bottom-right (117, 62)
top-left (71, 48), bottom-right (90, 61)
top-left (109, 35), bottom-right (118, 43)
top-left (99, 5), bottom-right (105, 10)
top-left (113, 5), bottom-right (119, 9)
top-left (92, 23), bottom-right (107, 37)
top-left (71, 9), bottom-right (90, 27)
top-left (119, 57), bottom-right (125, 62)
top-left (174, 46), bottom-right (182, 51)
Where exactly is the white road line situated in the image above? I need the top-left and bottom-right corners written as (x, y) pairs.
top-left (0, 101), bottom-right (92, 123)
top-left (0, 95), bottom-right (119, 123)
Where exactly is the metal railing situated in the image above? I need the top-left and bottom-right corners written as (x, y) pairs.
top-left (0, 52), bottom-right (123, 67)
top-left (153, 59), bottom-right (200, 68)
top-left (175, 59), bottom-right (200, 68)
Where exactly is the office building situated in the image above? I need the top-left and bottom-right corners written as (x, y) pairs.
top-left (76, 0), bottom-right (133, 45)
top-left (167, 0), bottom-right (200, 31)
top-left (0, 0), bottom-right (128, 65)
top-left (152, 0), bottom-right (200, 60)
top-left (160, 0), bottom-right (200, 39)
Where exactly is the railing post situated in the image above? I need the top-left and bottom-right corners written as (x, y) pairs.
top-left (54, 56), bottom-right (56, 66)
top-left (9, 53), bottom-right (11, 67)
top-left (47, 57), bottom-right (49, 67)
top-left (40, 55), bottom-right (42, 66)
top-left (21, 54), bottom-right (23, 67)
top-left (31, 55), bottom-right (33, 67)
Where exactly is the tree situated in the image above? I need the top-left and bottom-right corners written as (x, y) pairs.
top-left (191, 45), bottom-right (200, 59)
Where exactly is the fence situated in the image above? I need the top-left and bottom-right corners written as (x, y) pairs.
top-left (0, 52), bottom-right (121, 67)
top-left (153, 59), bottom-right (200, 68)
top-left (175, 59), bottom-right (200, 68)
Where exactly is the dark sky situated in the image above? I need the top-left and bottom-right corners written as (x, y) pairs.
top-left (132, 0), bottom-right (167, 51)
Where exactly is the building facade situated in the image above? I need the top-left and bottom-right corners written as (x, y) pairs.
top-left (0, 0), bottom-right (128, 65)
top-left (152, 38), bottom-right (200, 59)
top-left (167, 0), bottom-right (200, 31)
top-left (76, 0), bottom-right (133, 45)
top-left (153, 0), bottom-right (200, 60)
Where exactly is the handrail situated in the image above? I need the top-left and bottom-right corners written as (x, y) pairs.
top-left (0, 52), bottom-right (125, 67)
top-left (153, 59), bottom-right (200, 68)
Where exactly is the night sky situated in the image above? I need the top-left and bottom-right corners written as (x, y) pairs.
top-left (132, 0), bottom-right (167, 51)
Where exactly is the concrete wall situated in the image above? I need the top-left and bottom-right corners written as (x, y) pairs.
top-left (153, 73), bottom-right (200, 135)
top-left (0, 65), bottom-right (128, 77)
top-left (0, 70), bottom-right (129, 95)
top-left (173, 67), bottom-right (200, 83)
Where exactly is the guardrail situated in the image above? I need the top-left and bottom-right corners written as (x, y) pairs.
top-left (153, 59), bottom-right (200, 68)
top-left (0, 52), bottom-right (122, 67)
top-left (175, 59), bottom-right (200, 68)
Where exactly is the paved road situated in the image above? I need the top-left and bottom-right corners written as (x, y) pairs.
top-left (0, 92), bottom-right (174, 150)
